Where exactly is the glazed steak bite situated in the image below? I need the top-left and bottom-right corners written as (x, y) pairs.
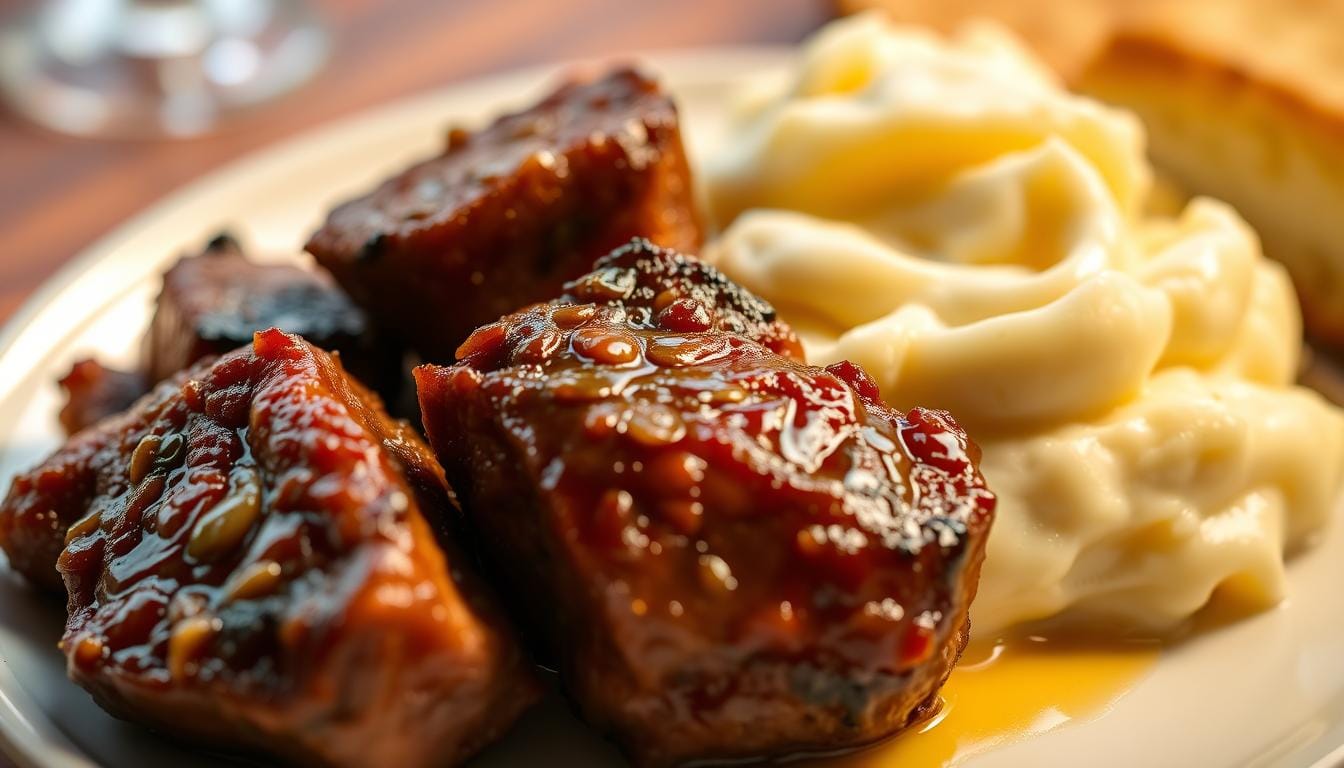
top-left (559, 238), bottom-right (804, 361)
top-left (416, 261), bottom-right (995, 765)
top-left (1, 329), bottom-right (536, 767)
top-left (306, 67), bottom-right (703, 362)
top-left (144, 234), bottom-right (395, 392)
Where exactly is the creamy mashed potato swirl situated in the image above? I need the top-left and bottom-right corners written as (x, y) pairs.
top-left (704, 13), bottom-right (1344, 635)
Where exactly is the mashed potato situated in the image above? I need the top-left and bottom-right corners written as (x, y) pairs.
top-left (704, 13), bottom-right (1344, 635)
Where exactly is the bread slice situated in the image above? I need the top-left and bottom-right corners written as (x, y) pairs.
top-left (1076, 1), bottom-right (1344, 344)
top-left (832, 0), bottom-right (1135, 81)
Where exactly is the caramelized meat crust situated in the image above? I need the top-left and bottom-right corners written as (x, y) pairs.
top-left (306, 68), bottom-right (703, 363)
top-left (558, 238), bottom-right (804, 361)
top-left (58, 359), bottom-right (148, 435)
top-left (2, 329), bottom-right (536, 767)
top-left (144, 234), bottom-right (397, 394)
top-left (416, 258), bottom-right (995, 766)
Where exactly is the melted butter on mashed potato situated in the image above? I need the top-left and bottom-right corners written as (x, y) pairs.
top-left (704, 13), bottom-right (1344, 635)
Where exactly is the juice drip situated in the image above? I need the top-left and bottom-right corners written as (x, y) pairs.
top-left (820, 636), bottom-right (1160, 767)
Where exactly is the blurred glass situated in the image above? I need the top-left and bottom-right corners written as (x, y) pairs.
top-left (0, 0), bottom-right (328, 138)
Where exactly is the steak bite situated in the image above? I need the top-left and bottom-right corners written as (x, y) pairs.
top-left (58, 359), bottom-right (148, 435)
top-left (57, 235), bottom-right (399, 436)
top-left (2, 329), bottom-right (536, 767)
top-left (306, 67), bottom-right (703, 363)
top-left (416, 256), bottom-right (995, 766)
top-left (144, 234), bottom-right (396, 392)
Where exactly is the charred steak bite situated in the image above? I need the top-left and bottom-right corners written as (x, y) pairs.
top-left (1, 329), bottom-right (537, 767)
top-left (57, 234), bottom-right (399, 436)
top-left (416, 255), bottom-right (996, 766)
top-left (306, 67), bottom-right (703, 363)
top-left (144, 233), bottom-right (398, 394)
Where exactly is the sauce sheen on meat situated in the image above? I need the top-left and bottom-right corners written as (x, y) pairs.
top-left (416, 248), bottom-right (995, 766)
top-left (2, 329), bottom-right (536, 768)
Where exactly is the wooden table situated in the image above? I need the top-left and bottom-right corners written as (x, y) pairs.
top-left (0, 0), bottom-right (829, 326)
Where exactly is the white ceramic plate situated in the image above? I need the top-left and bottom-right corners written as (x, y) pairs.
top-left (1, 50), bottom-right (1343, 768)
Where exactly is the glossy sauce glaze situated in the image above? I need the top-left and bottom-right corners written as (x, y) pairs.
top-left (417, 248), bottom-right (996, 766)
top-left (0, 329), bottom-right (536, 768)
top-left (557, 237), bottom-right (805, 361)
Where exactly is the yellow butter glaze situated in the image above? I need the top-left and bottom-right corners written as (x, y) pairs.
top-left (817, 637), bottom-right (1159, 767)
